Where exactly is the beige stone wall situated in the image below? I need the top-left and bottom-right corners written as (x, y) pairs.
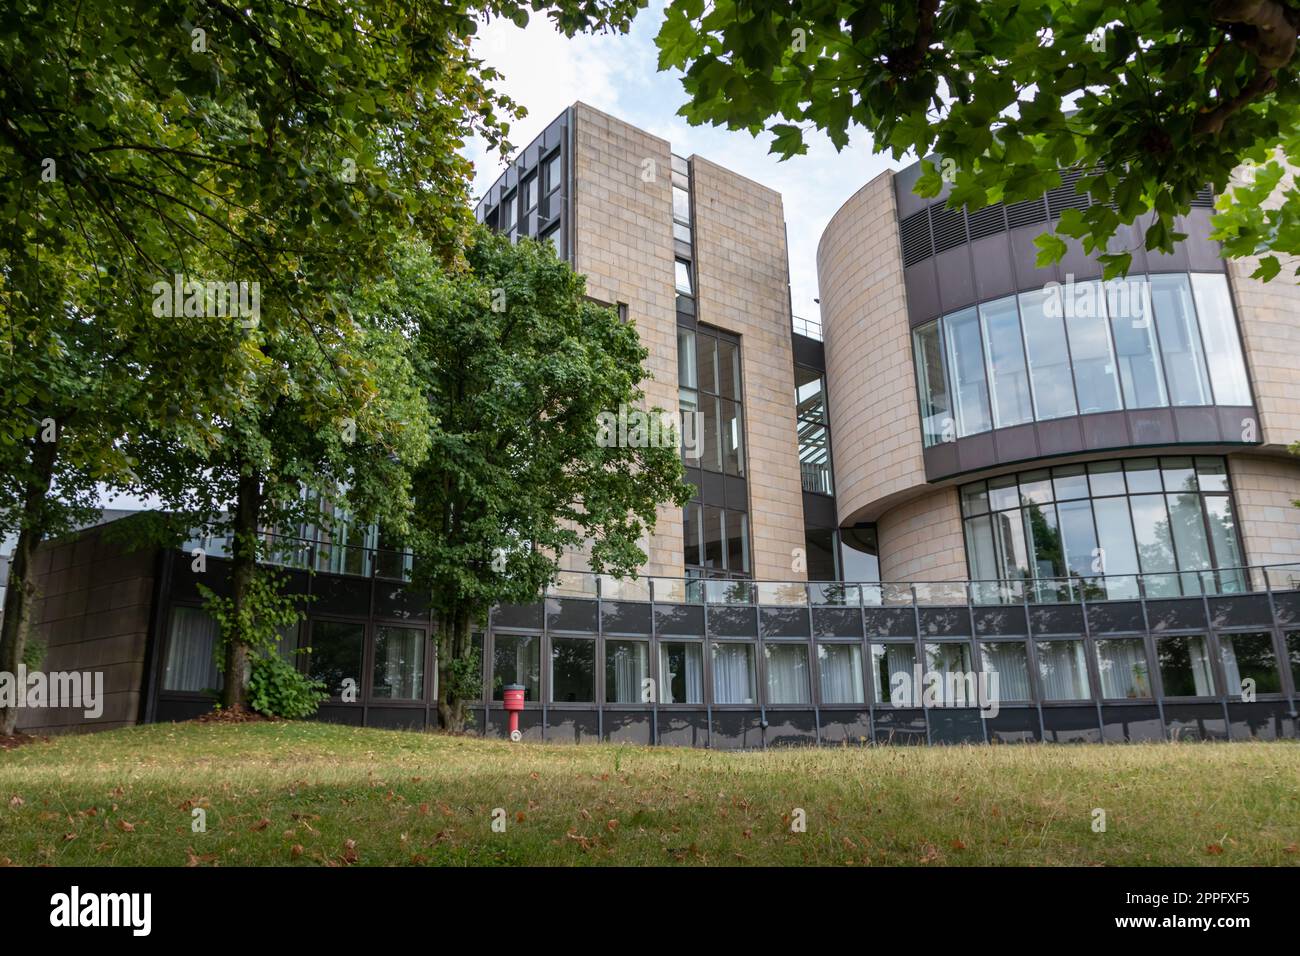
top-left (1228, 262), bottom-right (1300, 450)
top-left (876, 487), bottom-right (968, 583)
top-left (570, 103), bottom-right (682, 577)
top-left (1228, 453), bottom-right (1300, 569)
top-left (690, 157), bottom-right (806, 581)
top-left (817, 172), bottom-right (927, 526)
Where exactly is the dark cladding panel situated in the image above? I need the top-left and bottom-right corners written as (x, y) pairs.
top-left (818, 710), bottom-right (871, 744)
top-left (1127, 408), bottom-right (1176, 446)
top-left (708, 710), bottom-right (762, 750)
top-left (367, 707), bottom-right (427, 731)
top-left (602, 600), bottom-right (652, 635)
top-left (603, 710), bottom-right (652, 745)
top-left (813, 607), bottom-right (864, 638)
top-left (918, 607), bottom-right (966, 637)
top-left (905, 259), bottom-right (942, 324)
top-left (760, 607), bottom-right (810, 638)
top-left (313, 575), bottom-right (372, 617)
top-left (974, 605), bottom-right (1028, 636)
top-left (1029, 604), bottom-right (1084, 635)
top-left (1271, 590), bottom-right (1300, 628)
top-left (985, 707), bottom-right (1040, 743)
top-left (970, 233), bottom-right (1015, 303)
top-left (1144, 599), bottom-right (1206, 632)
top-left (765, 711), bottom-right (818, 748)
top-left (1041, 706), bottom-right (1102, 743)
top-left (655, 603), bottom-right (705, 636)
top-left (1164, 703), bottom-right (1228, 741)
top-left (934, 245), bottom-right (975, 314)
top-left (1081, 411), bottom-right (1130, 450)
top-left (956, 431), bottom-right (998, 473)
top-left (1009, 225), bottom-right (1060, 291)
top-left (1035, 416), bottom-right (1083, 457)
top-left (374, 581), bottom-right (428, 622)
top-left (1207, 595), bottom-right (1273, 629)
top-left (1101, 705), bottom-right (1164, 742)
top-left (487, 708), bottom-right (544, 741)
top-left (314, 703), bottom-right (366, 727)
top-left (656, 712), bottom-right (709, 748)
top-left (864, 607), bottom-right (917, 638)
top-left (873, 708), bottom-right (927, 744)
top-left (993, 422), bottom-right (1038, 463)
top-left (545, 711), bottom-right (599, 744)
top-left (1086, 601), bottom-right (1145, 633)
top-left (708, 605), bottom-right (758, 637)
top-left (928, 708), bottom-right (985, 744)
top-left (547, 598), bottom-right (598, 633)
top-left (1172, 406), bottom-right (1219, 443)
top-left (493, 602), bottom-right (544, 630)
top-left (1226, 702), bottom-right (1292, 741)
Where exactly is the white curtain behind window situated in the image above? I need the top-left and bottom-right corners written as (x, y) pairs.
top-left (610, 642), bottom-right (648, 703)
top-left (818, 645), bottom-right (864, 704)
top-left (981, 642), bottom-right (1031, 701)
top-left (163, 607), bottom-right (222, 692)
top-left (660, 643), bottom-right (703, 703)
top-left (1036, 641), bottom-right (1091, 700)
top-left (712, 643), bottom-right (755, 704)
top-left (1096, 639), bottom-right (1149, 698)
top-left (765, 644), bottom-right (810, 704)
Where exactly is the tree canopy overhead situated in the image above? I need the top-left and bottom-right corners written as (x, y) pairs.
top-left (657, 0), bottom-right (1300, 279)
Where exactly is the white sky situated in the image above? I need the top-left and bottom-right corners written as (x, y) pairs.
top-left (461, 1), bottom-right (903, 323)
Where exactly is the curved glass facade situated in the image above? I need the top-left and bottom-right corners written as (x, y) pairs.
top-left (960, 456), bottom-right (1246, 601)
top-left (913, 272), bottom-right (1252, 447)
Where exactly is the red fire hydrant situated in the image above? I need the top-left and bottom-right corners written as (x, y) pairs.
top-left (503, 683), bottom-right (525, 742)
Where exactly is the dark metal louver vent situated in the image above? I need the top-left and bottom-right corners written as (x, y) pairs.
top-left (1191, 185), bottom-right (1215, 208)
top-left (1047, 170), bottom-right (1091, 217)
top-left (899, 208), bottom-right (934, 267)
top-left (967, 203), bottom-right (1006, 241)
top-left (930, 204), bottom-right (969, 254)
top-left (1006, 196), bottom-right (1050, 229)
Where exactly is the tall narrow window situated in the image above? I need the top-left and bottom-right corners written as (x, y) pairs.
top-left (1191, 273), bottom-right (1252, 405)
top-left (979, 296), bottom-right (1034, 428)
top-left (1063, 281), bottom-right (1123, 414)
top-left (675, 259), bottom-right (693, 295)
top-left (1019, 288), bottom-right (1077, 420)
top-left (913, 321), bottom-right (951, 446)
top-left (943, 307), bottom-right (992, 436)
top-left (1150, 274), bottom-right (1212, 406)
top-left (795, 365), bottom-right (832, 494)
top-left (1107, 277), bottom-right (1168, 409)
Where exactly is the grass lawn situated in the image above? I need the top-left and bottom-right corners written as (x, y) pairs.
top-left (0, 721), bottom-right (1296, 866)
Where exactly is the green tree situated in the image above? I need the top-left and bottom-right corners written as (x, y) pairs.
top-left (0, 0), bottom-right (645, 722)
top-left (657, 0), bottom-right (1300, 279)
top-left (391, 231), bottom-right (692, 729)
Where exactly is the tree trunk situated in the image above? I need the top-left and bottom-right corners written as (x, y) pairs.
top-left (0, 436), bottom-right (59, 735)
top-left (221, 469), bottom-right (262, 711)
top-left (435, 608), bottom-right (471, 730)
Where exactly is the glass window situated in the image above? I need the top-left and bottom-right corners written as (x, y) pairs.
top-left (1018, 469), bottom-right (1053, 505)
top-left (492, 633), bottom-right (541, 701)
top-left (673, 184), bottom-right (691, 223)
top-left (606, 640), bottom-right (649, 704)
top-left (679, 388), bottom-right (700, 466)
top-left (1088, 460), bottom-right (1127, 497)
top-left (1052, 465), bottom-right (1089, 501)
top-left (675, 259), bottom-right (693, 295)
top-left (1130, 494), bottom-right (1178, 597)
top-left (913, 321), bottom-right (952, 446)
top-left (660, 642), bottom-right (704, 703)
top-left (701, 396), bottom-right (721, 471)
top-left (1204, 495), bottom-right (1246, 593)
top-left (1149, 274), bottom-right (1212, 406)
top-left (1220, 632), bottom-right (1281, 697)
top-left (1191, 273), bottom-right (1252, 405)
top-left (1023, 501), bottom-right (1064, 595)
top-left (1107, 277), bottom-right (1167, 408)
top-left (1195, 456), bottom-right (1230, 492)
top-left (540, 226), bottom-right (560, 254)
top-left (677, 328), bottom-right (697, 389)
top-left (1124, 457), bottom-right (1163, 494)
top-left (871, 643), bottom-right (918, 706)
top-left (712, 642), bottom-right (757, 704)
top-left (1156, 635), bottom-right (1215, 697)
top-left (545, 152), bottom-right (562, 193)
top-left (501, 190), bottom-right (517, 232)
top-left (805, 528), bottom-right (838, 582)
top-left (818, 644), bottom-right (864, 704)
top-left (979, 641), bottom-right (1031, 702)
top-left (522, 175), bottom-right (538, 212)
top-left (1092, 496), bottom-right (1141, 599)
top-left (1019, 289), bottom-right (1077, 420)
top-left (309, 620), bottom-right (365, 699)
top-left (925, 642), bottom-right (975, 706)
top-left (550, 637), bottom-right (595, 703)
top-left (1057, 497), bottom-right (1099, 582)
top-left (1286, 631), bottom-right (1300, 691)
top-left (371, 626), bottom-right (425, 700)
top-left (1161, 456), bottom-right (1197, 493)
top-left (965, 515), bottom-right (998, 582)
top-left (1095, 638), bottom-right (1151, 699)
top-left (683, 503), bottom-right (700, 567)
top-left (702, 505), bottom-right (724, 569)
top-left (726, 510), bottom-right (749, 574)
top-left (943, 307), bottom-right (992, 437)
top-left (765, 644), bottom-right (810, 704)
top-left (961, 482), bottom-right (989, 517)
top-left (796, 366), bottom-right (832, 493)
top-left (674, 221), bottom-right (692, 243)
top-left (718, 340), bottom-right (741, 399)
top-left (721, 399), bottom-right (744, 477)
top-left (163, 607), bottom-right (223, 693)
top-left (696, 334), bottom-right (717, 394)
top-left (979, 296), bottom-right (1033, 428)
top-left (1063, 280), bottom-right (1124, 414)
top-left (1035, 639), bottom-right (1091, 700)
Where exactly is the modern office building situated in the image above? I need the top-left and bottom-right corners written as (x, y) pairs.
top-left (16, 104), bottom-right (1300, 745)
